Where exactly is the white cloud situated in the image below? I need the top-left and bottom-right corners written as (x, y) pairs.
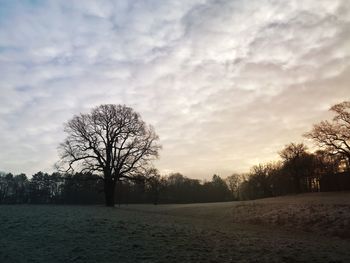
top-left (0, 0), bottom-right (349, 178)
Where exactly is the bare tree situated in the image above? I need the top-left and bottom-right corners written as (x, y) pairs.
top-left (279, 143), bottom-right (310, 193)
top-left (250, 164), bottom-right (272, 197)
top-left (226, 173), bottom-right (242, 200)
top-left (304, 101), bottom-right (350, 169)
top-left (146, 168), bottom-right (164, 205)
top-left (58, 104), bottom-right (161, 206)
top-left (279, 143), bottom-right (308, 161)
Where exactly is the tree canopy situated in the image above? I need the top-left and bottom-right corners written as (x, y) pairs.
top-left (305, 101), bottom-right (350, 168)
top-left (58, 104), bottom-right (161, 206)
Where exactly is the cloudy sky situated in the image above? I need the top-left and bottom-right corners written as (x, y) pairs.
top-left (0, 0), bottom-right (349, 179)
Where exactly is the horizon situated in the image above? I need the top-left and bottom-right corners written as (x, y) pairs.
top-left (1, 1), bottom-right (349, 179)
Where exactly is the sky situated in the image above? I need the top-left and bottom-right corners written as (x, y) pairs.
top-left (0, 0), bottom-right (349, 179)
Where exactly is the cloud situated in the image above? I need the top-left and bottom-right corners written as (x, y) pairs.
top-left (0, 0), bottom-right (349, 178)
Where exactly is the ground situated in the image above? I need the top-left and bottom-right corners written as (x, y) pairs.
top-left (1, 192), bottom-right (350, 262)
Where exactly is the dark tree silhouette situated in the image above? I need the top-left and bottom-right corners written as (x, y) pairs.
top-left (203, 175), bottom-right (231, 202)
top-left (29, 172), bottom-right (52, 203)
top-left (61, 173), bottom-right (104, 204)
top-left (144, 168), bottom-right (163, 205)
top-left (58, 104), bottom-right (161, 206)
top-left (251, 164), bottom-right (273, 197)
top-left (12, 173), bottom-right (29, 203)
top-left (0, 172), bottom-right (13, 204)
top-left (305, 101), bottom-right (350, 170)
top-left (226, 173), bottom-right (242, 200)
top-left (279, 143), bottom-right (311, 193)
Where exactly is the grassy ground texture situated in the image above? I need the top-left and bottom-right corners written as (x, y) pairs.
top-left (1, 192), bottom-right (350, 262)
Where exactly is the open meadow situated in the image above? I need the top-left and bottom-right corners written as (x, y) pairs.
top-left (1, 192), bottom-right (350, 263)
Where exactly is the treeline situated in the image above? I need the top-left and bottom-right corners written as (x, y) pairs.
top-left (0, 172), bottom-right (105, 204)
top-left (1, 149), bottom-right (349, 204)
top-left (235, 145), bottom-right (350, 200)
top-left (0, 171), bottom-right (232, 204)
top-left (235, 100), bottom-right (350, 200)
top-left (117, 173), bottom-right (231, 204)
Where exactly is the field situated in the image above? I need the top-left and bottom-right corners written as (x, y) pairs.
top-left (1, 193), bottom-right (350, 262)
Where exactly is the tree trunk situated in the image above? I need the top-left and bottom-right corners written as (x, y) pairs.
top-left (104, 178), bottom-right (116, 207)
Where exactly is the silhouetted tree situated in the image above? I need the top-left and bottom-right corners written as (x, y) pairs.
top-left (305, 101), bottom-right (350, 170)
top-left (58, 104), bottom-right (161, 206)
top-left (279, 143), bottom-right (311, 193)
top-left (145, 168), bottom-right (163, 205)
top-left (29, 172), bottom-right (52, 203)
top-left (226, 173), bottom-right (242, 200)
top-left (61, 173), bottom-right (104, 204)
top-left (161, 173), bottom-right (203, 203)
top-left (251, 164), bottom-right (273, 197)
top-left (0, 173), bottom-right (13, 203)
top-left (268, 162), bottom-right (293, 196)
top-left (238, 164), bottom-right (273, 200)
top-left (203, 175), bottom-right (231, 202)
top-left (12, 173), bottom-right (29, 203)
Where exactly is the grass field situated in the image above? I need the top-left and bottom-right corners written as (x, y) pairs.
top-left (1, 192), bottom-right (350, 262)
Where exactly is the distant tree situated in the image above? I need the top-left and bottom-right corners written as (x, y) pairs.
top-left (279, 143), bottom-right (312, 193)
top-left (204, 175), bottom-right (231, 202)
top-left (166, 173), bottom-right (189, 202)
top-left (49, 172), bottom-right (63, 203)
top-left (237, 180), bottom-right (251, 200)
top-left (167, 173), bottom-right (186, 186)
top-left (145, 168), bottom-right (163, 205)
top-left (0, 172), bottom-right (13, 203)
top-left (58, 104), bottom-right (161, 206)
top-left (61, 172), bottom-right (104, 204)
top-left (251, 164), bottom-right (273, 197)
top-left (314, 150), bottom-right (342, 176)
top-left (226, 173), bottom-right (241, 200)
top-left (12, 173), bottom-right (29, 203)
top-left (29, 172), bottom-right (51, 203)
top-left (163, 173), bottom-right (204, 203)
top-left (305, 101), bottom-right (350, 170)
top-left (267, 162), bottom-right (293, 196)
top-left (238, 164), bottom-right (273, 200)
top-left (126, 174), bottom-right (147, 204)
